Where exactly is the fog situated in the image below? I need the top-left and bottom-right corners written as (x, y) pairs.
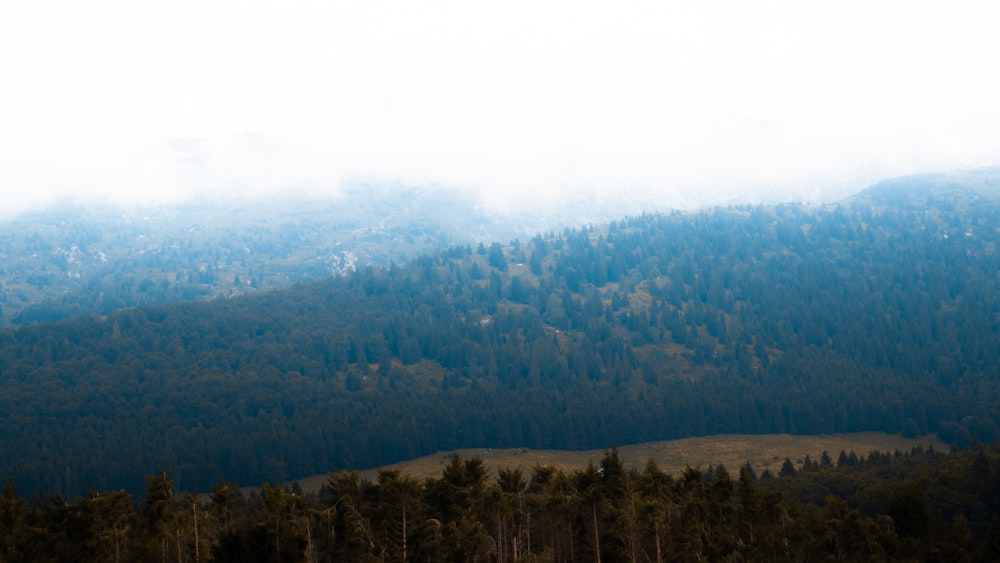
top-left (2, 1), bottom-right (999, 217)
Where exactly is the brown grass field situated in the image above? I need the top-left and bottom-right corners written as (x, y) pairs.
top-left (285, 432), bottom-right (945, 495)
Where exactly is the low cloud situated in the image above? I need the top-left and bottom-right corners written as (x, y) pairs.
top-left (2, 1), bottom-right (999, 217)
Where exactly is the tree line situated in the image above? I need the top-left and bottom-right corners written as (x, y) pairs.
top-left (3, 442), bottom-right (1000, 562)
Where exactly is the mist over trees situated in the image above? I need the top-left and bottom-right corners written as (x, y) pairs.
top-left (0, 184), bottom-right (654, 327)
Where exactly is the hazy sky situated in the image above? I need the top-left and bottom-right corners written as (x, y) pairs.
top-left (2, 1), bottom-right (999, 216)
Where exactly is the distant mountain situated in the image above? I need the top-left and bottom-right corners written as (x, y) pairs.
top-left (850, 166), bottom-right (1000, 209)
top-left (2, 169), bottom-right (1000, 496)
top-left (0, 183), bottom-right (664, 327)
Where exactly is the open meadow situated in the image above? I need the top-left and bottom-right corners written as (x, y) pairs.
top-left (288, 432), bottom-right (945, 493)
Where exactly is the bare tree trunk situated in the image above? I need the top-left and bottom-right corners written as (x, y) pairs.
top-left (654, 522), bottom-right (663, 563)
top-left (497, 516), bottom-right (503, 563)
top-left (568, 521), bottom-right (575, 563)
top-left (625, 496), bottom-right (639, 563)
top-left (304, 520), bottom-right (315, 563)
top-left (525, 506), bottom-right (531, 555)
top-left (193, 502), bottom-right (200, 563)
top-left (592, 504), bottom-right (602, 563)
top-left (401, 506), bottom-right (407, 563)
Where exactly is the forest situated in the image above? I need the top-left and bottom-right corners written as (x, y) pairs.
top-left (2, 441), bottom-right (1000, 562)
top-left (1, 176), bottom-right (1000, 498)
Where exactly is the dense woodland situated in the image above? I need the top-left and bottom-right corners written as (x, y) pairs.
top-left (2, 442), bottom-right (1000, 562)
top-left (2, 176), bottom-right (1000, 498)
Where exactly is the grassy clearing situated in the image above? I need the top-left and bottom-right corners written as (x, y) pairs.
top-left (286, 432), bottom-right (945, 495)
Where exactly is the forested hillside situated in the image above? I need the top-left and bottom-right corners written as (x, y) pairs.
top-left (0, 186), bottom-right (487, 326)
top-left (2, 172), bottom-right (1000, 496)
top-left (0, 184), bottom-right (651, 327)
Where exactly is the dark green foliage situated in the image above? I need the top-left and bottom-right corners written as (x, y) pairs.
top-left (780, 459), bottom-right (797, 477)
top-left (0, 441), bottom-right (957, 560)
top-left (0, 477), bottom-right (26, 562)
top-left (487, 242), bottom-right (508, 272)
top-left (885, 481), bottom-right (931, 537)
top-left (21, 442), bottom-right (961, 562)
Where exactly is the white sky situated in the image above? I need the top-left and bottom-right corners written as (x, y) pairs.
top-left (2, 0), bottom-right (999, 216)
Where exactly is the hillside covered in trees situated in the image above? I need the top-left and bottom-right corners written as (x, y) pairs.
top-left (0, 183), bottom-right (650, 327)
top-left (0, 185), bottom-right (489, 327)
top-left (2, 171), bottom-right (1000, 497)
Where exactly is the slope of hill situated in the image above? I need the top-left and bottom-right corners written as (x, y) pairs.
top-left (2, 170), bottom-right (1000, 496)
top-left (0, 185), bottom-right (481, 326)
top-left (850, 167), bottom-right (1000, 210)
top-left (0, 183), bottom-right (654, 327)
